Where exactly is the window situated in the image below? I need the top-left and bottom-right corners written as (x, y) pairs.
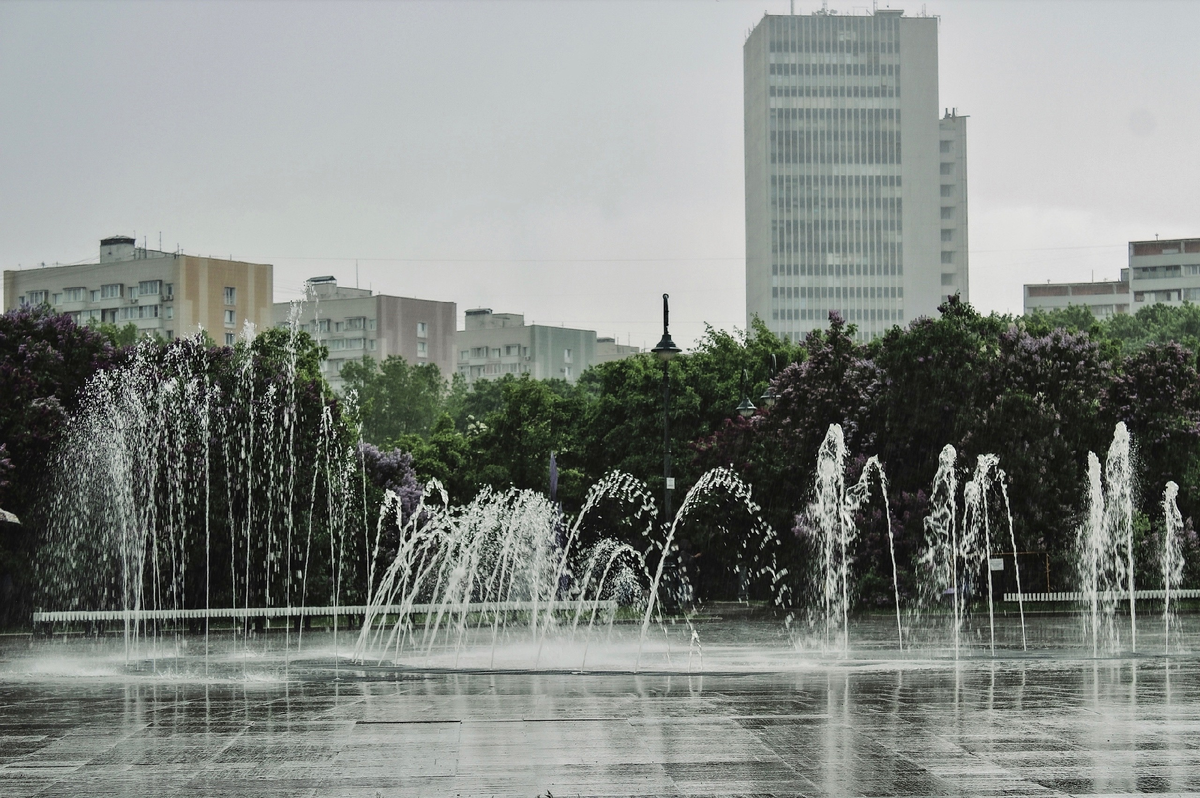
top-left (101, 283), bottom-right (122, 299)
top-left (504, 344), bottom-right (520, 357)
top-left (335, 321), bottom-right (344, 332)
top-left (941, 229), bottom-right (954, 242)
top-left (939, 162), bottom-right (953, 175)
top-left (328, 339), bottom-right (346, 351)
top-left (138, 280), bottom-right (161, 297)
top-left (345, 317), bottom-right (365, 331)
top-left (940, 185), bottom-right (953, 197)
top-left (471, 347), bottom-right (488, 358)
top-left (940, 140), bottom-right (952, 153)
top-left (367, 318), bottom-right (376, 330)
top-left (417, 322), bottom-right (428, 338)
top-left (564, 348), bottom-right (573, 364)
top-left (165, 283), bottom-right (173, 299)
top-left (63, 287), bottom-right (85, 302)
top-left (225, 333), bottom-right (235, 346)
top-left (166, 330), bottom-right (173, 339)
top-left (1134, 292), bottom-right (1145, 302)
top-left (224, 287), bottom-right (236, 305)
top-left (368, 339), bottom-right (377, 351)
top-left (461, 350), bottom-right (470, 361)
top-left (346, 338), bottom-right (365, 350)
top-left (417, 341), bottom-right (427, 358)
top-left (224, 310), bottom-right (235, 325)
top-left (941, 251), bottom-right (954, 264)
top-left (91, 290), bottom-right (100, 302)
top-left (52, 293), bottom-right (63, 305)
top-left (491, 348), bottom-right (501, 358)
top-left (27, 290), bottom-right (47, 304)
top-left (165, 306), bottom-right (174, 320)
top-left (313, 319), bottom-right (330, 333)
top-left (564, 366), bottom-right (572, 378)
top-left (941, 207), bottom-right (954, 220)
top-left (941, 273), bottom-right (956, 286)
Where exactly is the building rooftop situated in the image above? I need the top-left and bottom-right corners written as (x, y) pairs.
top-left (1130, 239), bottom-right (1200, 257)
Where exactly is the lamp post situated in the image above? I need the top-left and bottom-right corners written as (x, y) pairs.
top-left (736, 368), bottom-right (757, 418)
top-left (651, 293), bottom-right (681, 522)
top-left (759, 353), bottom-right (778, 409)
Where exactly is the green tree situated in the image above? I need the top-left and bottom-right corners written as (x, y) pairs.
top-left (340, 355), bottom-right (448, 442)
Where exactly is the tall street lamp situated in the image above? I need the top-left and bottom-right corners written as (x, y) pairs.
top-left (651, 293), bottom-right (681, 521)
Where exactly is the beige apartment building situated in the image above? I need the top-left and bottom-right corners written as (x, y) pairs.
top-left (275, 276), bottom-right (456, 391)
top-left (3, 236), bottom-right (272, 345)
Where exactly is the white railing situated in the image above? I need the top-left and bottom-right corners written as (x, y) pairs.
top-left (1002, 589), bottom-right (1200, 603)
top-left (32, 600), bottom-right (616, 624)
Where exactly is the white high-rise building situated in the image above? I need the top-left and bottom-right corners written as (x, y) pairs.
top-left (744, 9), bottom-right (968, 341)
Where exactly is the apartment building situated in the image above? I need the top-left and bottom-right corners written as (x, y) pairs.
top-left (274, 276), bottom-right (456, 391)
top-left (1023, 277), bottom-right (1131, 319)
top-left (1023, 237), bottom-right (1200, 318)
top-left (596, 336), bottom-right (642, 365)
top-left (2, 236), bottom-right (272, 344)
top-left (745, 9), bottom-right (969, 341)
top-left (455, 309), bottom-right (636, 386)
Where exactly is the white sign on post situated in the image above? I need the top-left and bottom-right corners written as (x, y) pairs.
top-left (989, 558), bottom-right (1005, 571)
top-left (666, 477), bottom-right (676, 490)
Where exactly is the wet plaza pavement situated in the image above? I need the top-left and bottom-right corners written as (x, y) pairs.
top-left (3, 626), bottom-right (1200, 796)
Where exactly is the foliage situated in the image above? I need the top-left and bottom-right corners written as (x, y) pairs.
top-left (341, 355), bottom-right (451, 442)
top-left (10, 296), bottom-right (1200, 621)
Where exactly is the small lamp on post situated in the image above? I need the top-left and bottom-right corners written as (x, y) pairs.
top-left (651, 293), bottom-right (681, 522)
top-left (759, 353), bottom-right (778, 409)
top-left (736, 368), bottom-right (757, 419)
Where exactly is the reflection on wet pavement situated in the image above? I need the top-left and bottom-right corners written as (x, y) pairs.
top-left (3, 653), bottom-right (1200, 797)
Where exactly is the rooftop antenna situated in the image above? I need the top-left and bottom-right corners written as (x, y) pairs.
top-left (790, 0), bottom-right (794, 13)
top-left (356, 259), bottom-right (359, 288)
top-left (158, 232), bottom-right (162, 251)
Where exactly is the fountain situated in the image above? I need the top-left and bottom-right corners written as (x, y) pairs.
top-left (803, 424), bottom-right (901, 654)
top-left (23, 330), bottom-right (1192, 672)
top-left (1077, 422), bottom-right (1136, 655)
top-left (1162, 481), bottom-right (1183, 655)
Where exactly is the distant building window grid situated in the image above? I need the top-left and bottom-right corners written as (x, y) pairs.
top-left (759, 12), bottom-right (915, 343)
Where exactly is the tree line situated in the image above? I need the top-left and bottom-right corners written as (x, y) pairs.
top-left (3, 297), bottom-right (1200, 626)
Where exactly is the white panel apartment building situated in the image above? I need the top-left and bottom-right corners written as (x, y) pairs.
top-left (456, 309), bottom-right (638, 386)
top-left (275, 276), bottom-right (456, 392)
top-left (744, 9), bottom-right (969, 341)
top-left (1023, 237), bottom-right (1200, 318)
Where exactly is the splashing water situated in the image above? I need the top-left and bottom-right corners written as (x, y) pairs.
top-left (1162, 481), bottom-right (1183, 656)
top-left (804, 424), bottom-right (901, 654)
top-left (1077, 423), bottom-right (1136, 656)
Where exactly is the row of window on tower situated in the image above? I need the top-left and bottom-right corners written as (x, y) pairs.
top-left (773, 285), bottom-right (902, 300)
top-left (774, 308), bottom-right (903, 323)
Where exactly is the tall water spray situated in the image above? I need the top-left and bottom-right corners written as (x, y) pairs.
top-left (805, 424), bottom-right (901, 653)
top-left (1077, 423), bottom-right (1136, 655)
top-left (1161, 481), bottom-right (1183, 655)
top-left (40, 326), bottom-right (361, 663)
top-left (921, 445), bottom-right (960, 657)
top-left (920, 448), bottom-right (1024, 657)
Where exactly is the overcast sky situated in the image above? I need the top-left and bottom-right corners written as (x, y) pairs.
top-left (2, 0), bottom-right (1197, 350)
